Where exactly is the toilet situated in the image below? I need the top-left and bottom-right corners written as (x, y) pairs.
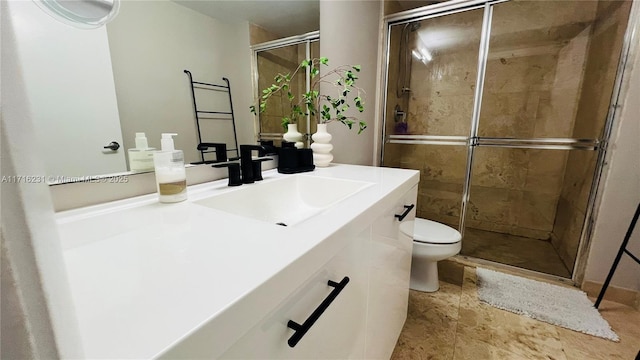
top-left (400, 218), bottom-right (462, 292)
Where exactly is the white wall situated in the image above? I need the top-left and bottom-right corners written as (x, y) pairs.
top-left (7, 0), bottom-right (126, 177)
top-left (584, 11), bottom-right (640, 293)
top-left (319, 0), bottom-right (382, 166)
top-left (1, 3), bottom-right (84, 356)
top-left (107, 0), bottom-right (255, 165)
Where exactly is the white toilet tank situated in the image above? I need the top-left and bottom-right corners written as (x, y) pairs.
top-left (400, 218), bottom-right (461, 244)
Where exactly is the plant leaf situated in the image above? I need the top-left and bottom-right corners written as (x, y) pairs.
top-left (358, 121), bottom-right (367, 134)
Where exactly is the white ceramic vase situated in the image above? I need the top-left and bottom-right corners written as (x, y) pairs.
top-left (283, 124), bottom-right (304, 149)
top-left (310, 123), bottom-right (333, 167)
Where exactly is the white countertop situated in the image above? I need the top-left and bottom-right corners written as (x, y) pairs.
top-left (56, 164), bottom-right (419, 359)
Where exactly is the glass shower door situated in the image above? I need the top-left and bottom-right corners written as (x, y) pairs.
top-left (382, 7), bottom-right (485, 227)
top-left (382, 0), bottom-right (632, 279)
top-left (461, 0), bottom-right (632, 277)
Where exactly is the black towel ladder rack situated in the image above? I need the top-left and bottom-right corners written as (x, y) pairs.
top-left (184, 70), bottom-right (240, 163)
top-left (595, 202), bottom-right (640, 309)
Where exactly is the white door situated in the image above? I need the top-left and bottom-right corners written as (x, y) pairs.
top-left (7, 0), bottom-right (126, 178)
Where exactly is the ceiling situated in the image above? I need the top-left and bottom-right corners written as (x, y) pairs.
top-left (173, 0), bottom-right (320, 38)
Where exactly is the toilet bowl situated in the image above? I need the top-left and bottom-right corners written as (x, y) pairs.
top-left (400, 218), bottom-right (462, 292)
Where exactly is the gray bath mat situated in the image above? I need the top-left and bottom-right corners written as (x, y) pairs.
top-left (476, 268), bottom-right (619, 341)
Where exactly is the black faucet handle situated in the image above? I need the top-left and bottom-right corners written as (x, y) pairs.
top-left (212, 162), bottom-right (242, 186)
top-left (198, 143), bottom-right (228, 162)
top-left (250, 158), bottom-right (273, 182)
top-left (240, 144), bottom-right (270, 157)
top-left (240, 144), bottom-right (272, 184)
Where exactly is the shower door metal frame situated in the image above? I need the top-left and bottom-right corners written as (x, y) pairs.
top-left (250, 31), bottom-right (319, 143)
top-left (379, 0), bottom-right (640, 283)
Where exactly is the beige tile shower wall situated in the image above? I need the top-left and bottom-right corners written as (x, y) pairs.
top-left (250, 24), bottom-right (281, 46)
top-left (419, 146), bottom-right (468, 229)
top-left (546, 27), bottom-right (589, 138)
top-left (407, 50), bottom-right (477, 136)
top-left (479, 43), bottom-right (589, 139)
top-left (572, 0), bottom-right (632, 140)
top-left (552, 1), bottom-right (632, 270)
top-left (384, 0), bottom-right (403, 16)
top-left (468, 149), bottom-right (568, 239)
top-left (384, 143), bottom-right (466, 229)
top-left (552, 151), bottom-right (598, 269)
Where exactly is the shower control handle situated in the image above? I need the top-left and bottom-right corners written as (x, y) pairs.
top-left (395, 204), bottom-right (415, 221)
top-left (393, 105), bottom-right (406, 122)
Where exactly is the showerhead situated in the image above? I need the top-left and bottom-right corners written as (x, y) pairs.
top-left (397, 21), bottom-right (422, 98)
top-left (402, 22), bottom-right (421, 33)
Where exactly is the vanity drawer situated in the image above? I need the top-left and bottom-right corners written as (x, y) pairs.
top-left (219, 230), bottom-right (369, 359)
top-left (373, 184), bottom-right (418, 240)
top-left (366, 184), bottom-right (417, 359)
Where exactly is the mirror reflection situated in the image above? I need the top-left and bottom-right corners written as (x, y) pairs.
top-left (256, 37), bottom-right (320, 148)
top-left (8, 0), bottom-right (318, 180)
top-left (34, 0), bottom-right (120, 29)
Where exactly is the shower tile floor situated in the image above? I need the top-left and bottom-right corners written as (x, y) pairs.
top-left (392, 267), bottom-right (640, 360)
top-left (461, 228), bottom-right (572, 278)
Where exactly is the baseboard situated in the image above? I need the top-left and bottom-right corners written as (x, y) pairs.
top-left (582, 280), bottom-right (640, 310)
top-left (438, 259), bottom-right (465, 286)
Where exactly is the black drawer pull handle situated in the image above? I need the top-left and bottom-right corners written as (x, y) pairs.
top-left (395, 204), bottom-right (415, 221)
top-left (287, 276), bottom-right (350, 348)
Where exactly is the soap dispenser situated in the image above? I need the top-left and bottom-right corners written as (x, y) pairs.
top-left (153, 133), bottom-right (187, 203)
top-left (128, 132), bottom-right (156, 172)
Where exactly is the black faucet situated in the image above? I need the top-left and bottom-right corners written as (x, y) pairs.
top-left (240, 144), bottom-right (273, 184)
top-left (212, 162), bottom-right (242, 186)
top-left (197, 142), bottom-right (227, 163)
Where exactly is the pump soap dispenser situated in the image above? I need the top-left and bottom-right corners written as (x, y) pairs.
top-left (153, 133), bottom-right (187, 203)
top-left (128, 132), bottom-right (156, 172)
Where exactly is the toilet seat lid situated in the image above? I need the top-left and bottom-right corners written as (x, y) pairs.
top-left (400, 218), bottom-right (462, 244)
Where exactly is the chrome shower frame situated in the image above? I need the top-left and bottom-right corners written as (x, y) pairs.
top-left (377, 0), bottom-right (640, 284)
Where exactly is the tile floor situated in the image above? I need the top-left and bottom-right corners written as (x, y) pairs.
top-left (462, 228), bottom-right (571, 278)
top-left (391, 267), bottom-right (640, 359)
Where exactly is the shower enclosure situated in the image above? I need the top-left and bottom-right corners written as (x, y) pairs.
top-left (251, 32), bottom-right (320, 147)
top-left (381, 0), bottom-right (634, 280)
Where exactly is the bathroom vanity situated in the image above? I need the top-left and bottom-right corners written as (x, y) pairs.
top-left (56, 164), bottom-right (418, 359)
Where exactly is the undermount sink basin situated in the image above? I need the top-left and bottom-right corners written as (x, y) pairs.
top-left (194, 175), bottom-right (373, 226)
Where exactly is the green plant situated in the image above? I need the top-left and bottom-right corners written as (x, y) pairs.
top-left (250, 57), bottom-right (366, 134)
